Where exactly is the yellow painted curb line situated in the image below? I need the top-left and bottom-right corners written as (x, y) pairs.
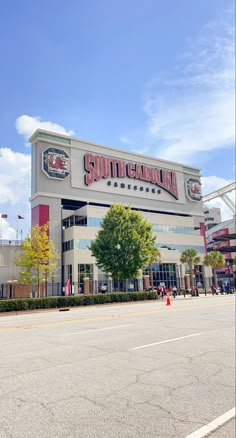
top-left (0, 300), bottom-right (234, 333)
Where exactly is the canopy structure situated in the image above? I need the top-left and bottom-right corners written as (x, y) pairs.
top-left (203, 182), bottom-right (236, 213)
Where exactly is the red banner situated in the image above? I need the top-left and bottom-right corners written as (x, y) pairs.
top-left (65, 279), bottom-right (70, 296)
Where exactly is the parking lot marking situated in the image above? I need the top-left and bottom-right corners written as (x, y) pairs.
top-left (185, 407), bottom-right (236, 438)
top-left (129, 332), bottom-right (202, 350)
top-left (64, 323), bottom-right (133, 335)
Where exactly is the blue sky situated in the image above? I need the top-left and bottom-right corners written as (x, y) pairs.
top-left (0, 0), bottom-right (235, 239)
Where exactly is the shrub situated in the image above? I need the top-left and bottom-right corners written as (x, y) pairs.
top-left (0, 291), bottom-right (157, 313)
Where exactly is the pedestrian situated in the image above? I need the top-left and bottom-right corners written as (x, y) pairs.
top-left (161, 286), bottom-right (164, 299)
top-left (211, 284), bottom-right (216, 295)
top-left (172, 285), bottom-right (177, 298)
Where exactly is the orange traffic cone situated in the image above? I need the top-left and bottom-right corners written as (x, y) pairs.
top-left (166, 296), bottom-right (171, 306)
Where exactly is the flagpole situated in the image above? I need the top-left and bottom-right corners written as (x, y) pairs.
top-left (16, 217), bottom-right (19, 240)
top-left (17, 216), bottom-right (24, 240)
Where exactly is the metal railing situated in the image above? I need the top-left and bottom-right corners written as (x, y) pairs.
top-left (0, 239), bottom-right (22, 246)
top-left (0, 277), bottom-right (235, 299)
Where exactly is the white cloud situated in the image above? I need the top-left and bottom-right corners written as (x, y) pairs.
top-left (1, 115), bottom-right (74, 238)
top-left (141, 7), bottom-right (235, 163)
top-left (0, 148), bottom-right (31, 239)
top-left (0, 218), bottom-right (17, 240)
top-left (201, 175), bottom-right (235, 221)
top-left (0, 148), bottom-right (31, 204)
top-left (16, 115), bottom-right (74, 144)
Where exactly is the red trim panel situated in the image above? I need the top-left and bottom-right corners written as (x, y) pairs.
top-left (200, 222), bottom-right (207, 254)
top-left (31, 205), bottom-right (49, 227)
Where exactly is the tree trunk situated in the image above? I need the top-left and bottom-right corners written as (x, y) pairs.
top-left (213, 269), bottom-right (218, 288)
top-left (190, 264), bottom-right (194, 289)
top-left (37, 268), bottom-right (40, 298)
top-left (149, 263), bottom-right (154, 290)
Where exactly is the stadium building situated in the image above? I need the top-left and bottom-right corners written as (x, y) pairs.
top-left (30, 129), bottom-right (210, 294)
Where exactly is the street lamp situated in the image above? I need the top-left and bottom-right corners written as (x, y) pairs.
top-left (116, 243), bottom-right (121, 291)
top-left (32, 275), bottom-right (36, 298)
top-left (226, 260), bottom-right (230, 285)
top-left (51, 271), bottom-right (55, 296)
top-left (61, 205), bottom-right (65, 295)
top-left (43, 260), bottom-right (49, 297)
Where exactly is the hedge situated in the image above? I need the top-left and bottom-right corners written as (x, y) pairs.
top-left (0, 291), bottom-right (157, 313)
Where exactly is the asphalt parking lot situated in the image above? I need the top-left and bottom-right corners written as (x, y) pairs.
top-left (0, 295), bottom-right (235, 438)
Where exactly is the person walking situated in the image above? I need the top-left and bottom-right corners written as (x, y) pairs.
top-left (172, 285), bottom-right (177, 298)
top-left (161, 286), bottom-right (164, 299)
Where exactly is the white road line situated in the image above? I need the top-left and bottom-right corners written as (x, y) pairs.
top-left (185, 407), bottom-right (236, 438)
top-left (64, 323), bottom-right (133, 336)
top-left (129, 332), bottom-right (202, 350)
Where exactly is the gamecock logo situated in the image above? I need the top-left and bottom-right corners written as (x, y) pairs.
top-left (186, 177), bottom-right (202, 201)
top-left (42, 147), bottom-right (70, 180)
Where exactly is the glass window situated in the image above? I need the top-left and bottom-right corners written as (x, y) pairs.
top-left (74, 239), bottom-right (92, 249)
top-left (155, 243), bottom-right (205, 254)
top-left (152, 224), bottom-right (195, 234)
top-left (143, 263), bottom-right (177, 289)
top-left (78, 264), bottom-right (93, 294)
top-left (87, 217), bottom-right (103, 227)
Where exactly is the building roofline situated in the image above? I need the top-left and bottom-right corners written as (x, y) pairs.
top-left (29, 129), bottom-right (202, 172)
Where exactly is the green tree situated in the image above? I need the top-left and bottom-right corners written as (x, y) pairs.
top-left (90, 204), bottom-right (156, 285)
top-left (180, 248), bottom-right (201, 289)
top-left (14, 224), bottom-right (59, 297)
top-left (203, 251), bottom-right (225, 287)
top-left (149, 247), bottom-right (161, 290)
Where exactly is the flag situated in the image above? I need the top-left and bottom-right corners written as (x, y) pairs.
top-left (65, 279), bottom-right (70, 296)
top-left (1, 214), bottom-right (7, 218)
top-left (18, 215), bottom-right (24, 219)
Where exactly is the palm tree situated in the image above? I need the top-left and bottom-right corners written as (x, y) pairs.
top-left (233, 255), bottom-right (236, 267)
top-left (149, 247), bottom-right (161, 290)
top-left (203, 251), bottom-right (225, 288)
top-left (180, 248), bottom-right (200, 289)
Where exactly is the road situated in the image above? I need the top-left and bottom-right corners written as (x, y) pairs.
top-left (0, 295), bottom-right (235, 438)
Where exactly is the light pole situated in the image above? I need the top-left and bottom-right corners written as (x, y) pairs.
top-left (226, 260), bottom-right (230, 288)
top-left (61, 205), bottom-right (65, 295)
top-left (116, 243), bottom-right (121, 291)
top-left (32, 275), bottom-right (35, 298)
top-left (52, 271), bottom-right (55, 296)
top-left (43, 260), bottom-right (49, 297)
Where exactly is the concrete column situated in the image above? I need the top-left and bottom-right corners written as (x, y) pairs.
top-left (179, 264), bottom-right (185, 288)
top-left (136, 270), bottom-right (143, 291)
top-left (184, 274), bottom-right (190, 289)
top-left (83, 277), bottom-right (90, 295)
top-left (203, 265), bottom-right (212, 290)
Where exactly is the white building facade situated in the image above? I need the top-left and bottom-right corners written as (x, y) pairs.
top-left (30, 129), bottom-right (210, 293)
top-left (203, 206), bottom-right (222, 230)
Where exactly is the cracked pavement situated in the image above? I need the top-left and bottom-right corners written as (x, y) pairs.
top-left (0, 295), bottom-right (235, 437)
